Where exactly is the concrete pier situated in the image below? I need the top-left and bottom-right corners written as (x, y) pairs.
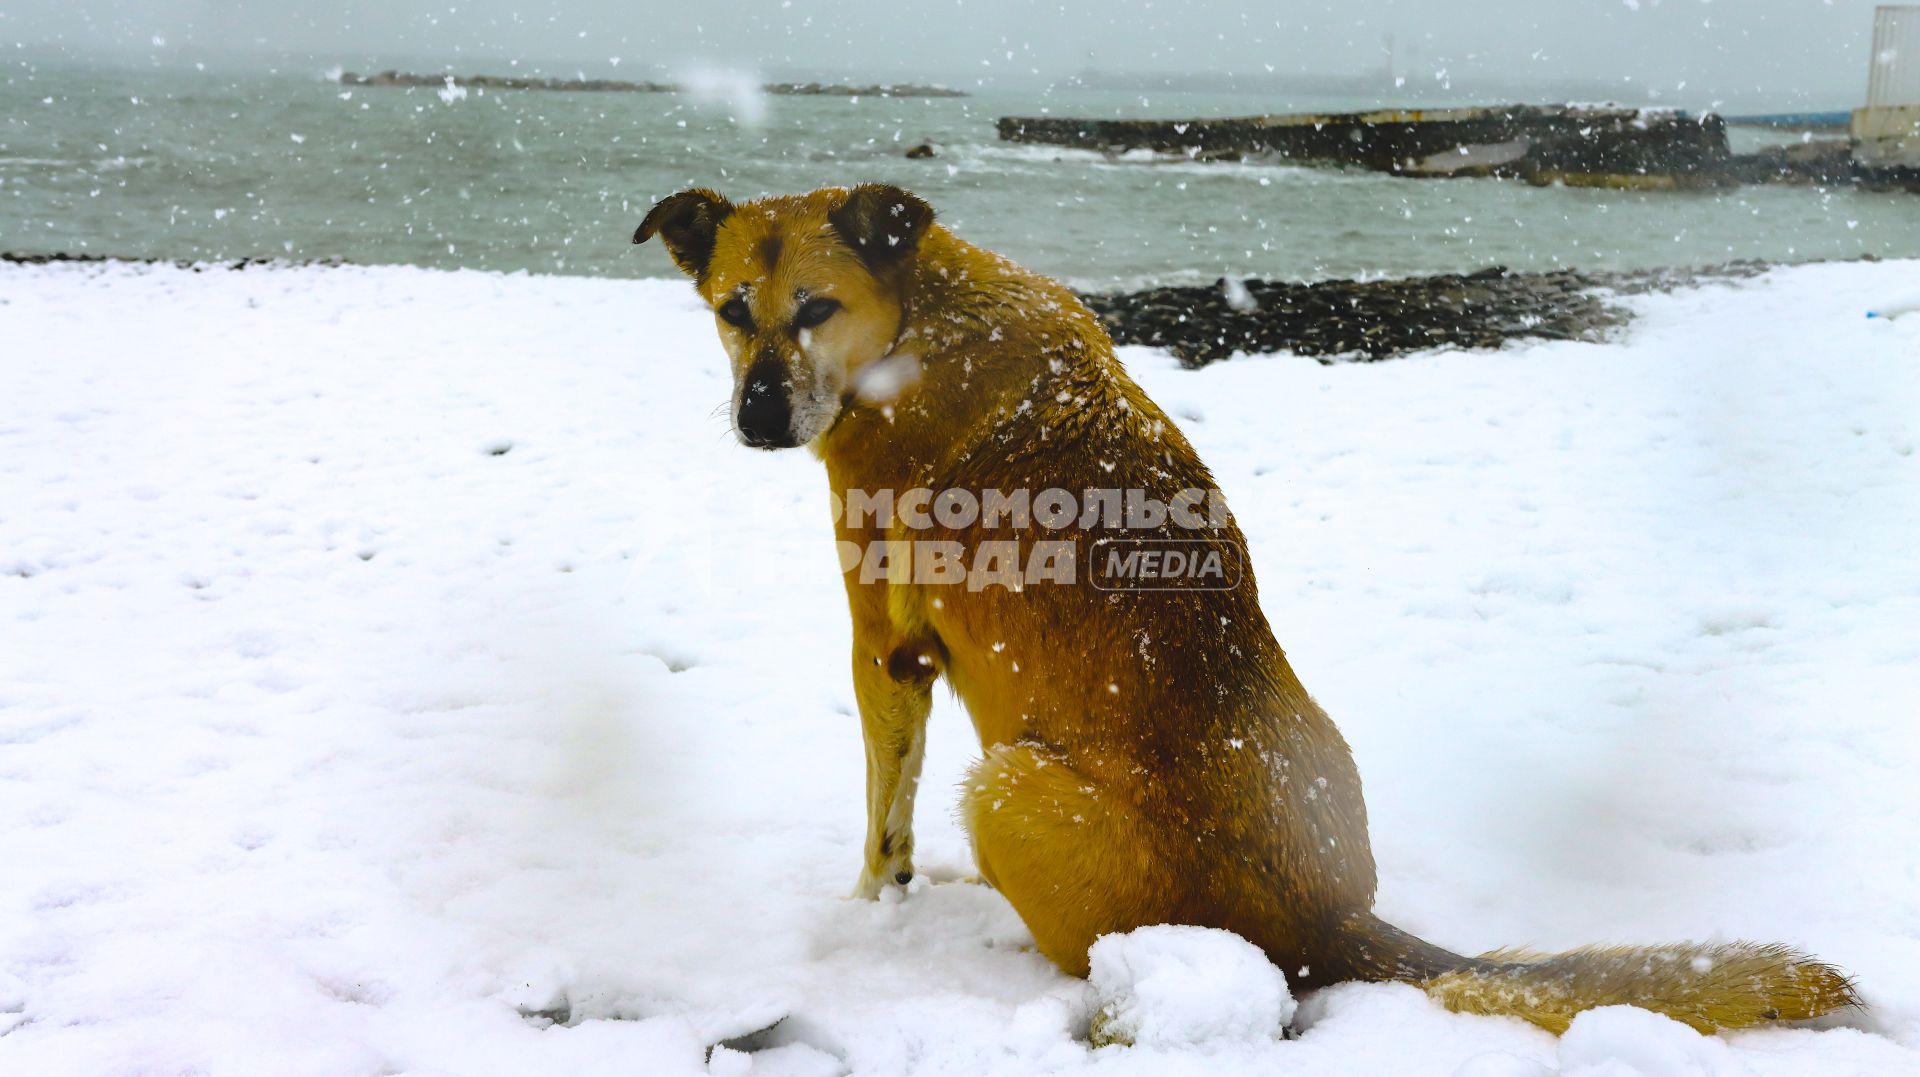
top-left (1852, 106), bottom-right (1920, 189)
top-left (1851, 7), bottom-right (1920, 188)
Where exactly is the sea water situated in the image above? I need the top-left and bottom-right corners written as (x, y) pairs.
top-left (4, 56), bottom-right (1918, 289)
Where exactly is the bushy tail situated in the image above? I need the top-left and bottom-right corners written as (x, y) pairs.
top-left (1336, 914), bottom-right (1860, 1034)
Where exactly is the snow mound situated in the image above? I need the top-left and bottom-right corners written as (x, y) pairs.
top-left (1087, 925), bottom-right (1294, 1048)
top-left (1558, 1006), bottom-right (1733, 1076)
top-left (1453, 1051), bottom-right (1555, 1077)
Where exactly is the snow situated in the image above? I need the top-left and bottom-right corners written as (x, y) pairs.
top-left (1087, 926), bottom-right (1294, 1048)
top-left (0, 257), bottom-right (1916, 1076)
top-left (1220, 276), bottom-right (1258, 314)
top-left (1557, 1007), bottom-right (1731, 1077)
top-left (848, 350), bottom-right (923, 405)
top-left (679, 65), bottom-right (770, 128)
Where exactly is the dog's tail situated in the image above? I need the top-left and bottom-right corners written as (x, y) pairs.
top-left (1331, 913), bottom-right (1860, 1034)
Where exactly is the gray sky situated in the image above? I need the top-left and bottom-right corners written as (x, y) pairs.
top-left (4, 0), bottom-right (1894, 108)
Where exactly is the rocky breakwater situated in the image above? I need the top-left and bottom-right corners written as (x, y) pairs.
top-left (334, 71), bottom-right (964, 97)
top-left (1075, 264), bottom-right (1768, 366)
top-left (1000, 105), bottom-right (1731, 187)
top-left (2, 251), bottom-right (1767, 367)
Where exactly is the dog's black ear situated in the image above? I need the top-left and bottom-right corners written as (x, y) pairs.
top-left (829, 184), bottom-right (934, 268)
top-left (633, 188), bottom-right (734, 281)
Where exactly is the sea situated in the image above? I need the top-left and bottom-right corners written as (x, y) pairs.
top-left (4, 55), bottom-right (1919, 291)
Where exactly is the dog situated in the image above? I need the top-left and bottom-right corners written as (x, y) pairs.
top-left (635, 183), bottom-right (1857, 1034)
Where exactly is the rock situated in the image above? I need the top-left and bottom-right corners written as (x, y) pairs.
top-left (1076, 263), bottom-right (1770, 367)
top-left (0, 251), bottom-right (345, 271)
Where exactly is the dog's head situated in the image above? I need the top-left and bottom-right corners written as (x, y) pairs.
top-left (635, 184), bottom-right (934, 450)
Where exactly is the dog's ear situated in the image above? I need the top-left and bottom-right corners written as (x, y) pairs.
top-left (633, 188), bottom-right (734, 281)
top-left (829, 184), bottom-right (934, 268)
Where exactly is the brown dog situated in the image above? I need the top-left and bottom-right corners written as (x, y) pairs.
top-left (635, 183), bottom-right (1857, 1034)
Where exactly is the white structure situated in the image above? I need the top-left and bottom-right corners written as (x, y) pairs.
top-left (1854, 5), bottom-right (1920, 169)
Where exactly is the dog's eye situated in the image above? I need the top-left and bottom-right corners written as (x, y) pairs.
top-left (794, 297), bottom-right (841, 330)
top-left (717, 297), bottom-right (752, 328)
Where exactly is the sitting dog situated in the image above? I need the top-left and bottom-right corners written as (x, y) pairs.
top-left (635, 183), bottom-right (1856, 1033)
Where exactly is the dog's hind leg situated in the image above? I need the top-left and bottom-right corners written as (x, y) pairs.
top-left (848, 631), bottom-right (937, 899)
top-left (959, 742), bottom-right (1164, 976)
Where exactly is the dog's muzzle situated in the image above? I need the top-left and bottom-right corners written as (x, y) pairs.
top-left (736, 358), bottom-right (797, 449)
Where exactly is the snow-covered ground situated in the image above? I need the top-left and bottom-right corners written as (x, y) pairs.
top-left (0, 258), bottom-right (1916, 1076)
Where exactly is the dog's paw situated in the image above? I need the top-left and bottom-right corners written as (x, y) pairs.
top-left (849, 864), bottom-right (916, 900)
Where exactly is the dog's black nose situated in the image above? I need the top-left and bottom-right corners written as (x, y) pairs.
top-left (736, 359), bottom-right (795, 449)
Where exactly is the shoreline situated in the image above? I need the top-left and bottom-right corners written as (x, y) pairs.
top-left (1083, 262), bottom-right (1781, 366)
top-left (3, 250), bottom-right (1803, 364)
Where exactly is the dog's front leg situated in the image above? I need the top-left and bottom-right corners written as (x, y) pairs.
top-left (849, 635), bottom-right (936, 899)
